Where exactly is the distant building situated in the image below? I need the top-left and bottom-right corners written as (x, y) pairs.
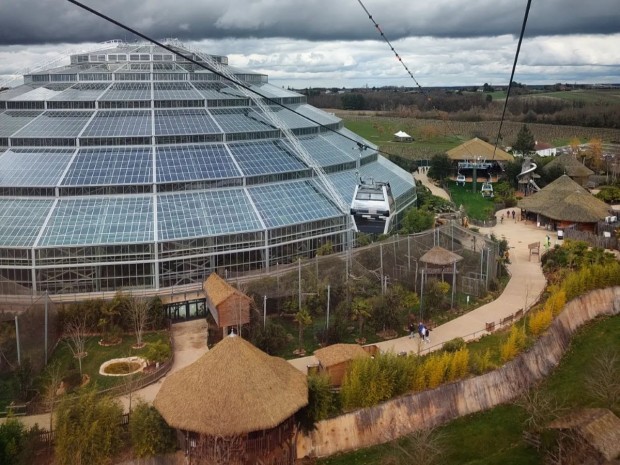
top-left (542, 153), bottom-right (594, 186)
top-left (534, 141), bottom-right (557, 157)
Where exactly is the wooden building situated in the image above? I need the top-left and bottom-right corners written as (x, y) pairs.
top-left (204, 273), bottom-right (252, 337)
top-left (154, 335), bottom-right (308, 465)
top-left (313, 343), bottom-right (371, 387)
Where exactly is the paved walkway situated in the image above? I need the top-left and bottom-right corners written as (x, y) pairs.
top-left (7, 180), bottom-right (552, 428)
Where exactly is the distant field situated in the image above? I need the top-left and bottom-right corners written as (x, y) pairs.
top-left (529, 89), bottom-right (620, 103)
top-left (341, 115), bottom-right (620, 161)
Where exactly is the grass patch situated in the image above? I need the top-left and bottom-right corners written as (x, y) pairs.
top-left (313, 314), bottom-right (618, 465)
top-left (532, 89), bottom-right (620, 104)
top-left (36, 331), bottom-right (169, 392)
top-left (446, 182), bottom-right (496, 220)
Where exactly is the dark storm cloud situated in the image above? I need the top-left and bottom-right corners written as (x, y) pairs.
top-left (1, 0), bottom-right (619, 46)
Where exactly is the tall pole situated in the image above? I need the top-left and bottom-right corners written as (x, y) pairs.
top-left (380, 243), bottom-right (384, 295)
top-left (15, 316), bottom-right (21, 366)
top-left (263, 295), bottom-right (267, 329)
top-left (298, 258), bottom-right (302, 311)
top-left (326, 285), bottom-right (331, 330)
top-left (407, 236), bottom-right (411, 272)
top-left (44, 291), bottom-right (48, 365)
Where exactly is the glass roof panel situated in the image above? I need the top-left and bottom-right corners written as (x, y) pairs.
top-left (209, 108), bottom-right (275, 133)
top-left (328, 170), bottom-right (358, 205)
top-left (321, 130), bottom-right (375, 157)
top-left (39, 197), bottom-right (154, 246)
top-left (250, 83), bottom-right (299, 98)
top-left (62, 147), bottom-right (152, 186)
top-left (100, 82), bottom-right (151, 100)
top-left (0, 149), bottom-right (74, 186)
top-left (13, 111), bottom-right (93, 138)
top-left (10, 88), bottom-right (63, 101)
top-left (81, 110), bottom-right (152, 137)
top-left (50, 83), bottom-right (110, 101)
top-left (157, 190), bottom-right (263, 240)
top-left (154, 109), bottom-right (221, 136)
top-left (0, 86), bottom-right (36, 102)
top-left (254, 106), bottom-right (317, 130)
top-left (248, 180), bottom-right (342, 228)
top-left (0, 111), bottom-right (43, 137)
top-left (227, 140), bottom-right (306, 176)
top-left (0, 198), bottom-right (54, 247)
top-left (292, 104), bottom-right (341, 125)
top-left (154, 82), bottom-right (202, 100)
top-left (156, 145), bottom-right (241, 182)
top-left (283, 135), bottom-right (355, 167)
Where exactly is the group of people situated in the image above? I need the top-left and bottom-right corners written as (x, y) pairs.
top-left (499, 209), bottom-right (518, 224)
top-left (408, 321), bottom-right (430, 343)
top-left (417, 166), bottom-right (429, 174)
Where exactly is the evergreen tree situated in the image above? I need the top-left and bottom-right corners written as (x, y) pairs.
top-left (513, 124), bottom-right (535, 155)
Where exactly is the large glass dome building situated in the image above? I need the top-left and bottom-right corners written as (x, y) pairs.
top-left (0, 41), bottom-right (416, 295)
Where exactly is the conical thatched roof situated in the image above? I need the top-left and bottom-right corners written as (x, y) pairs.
top-left (548, 408), bottom-right (620, 461)
top-left (154, 336), bottom-right (308, 436)
top-left (314, 343), bottom-right (370, 368)
top-left (543, 153), bottom-right (594, 178)
top-left (420, 246), bottom-right (463, 266)
top-left (518, 175), bottom-right (610, 223)
top-left (446, 138), bottom-right (513, 162)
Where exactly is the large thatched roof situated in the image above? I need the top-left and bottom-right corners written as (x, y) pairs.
top-left (420, 246), bottom-right (463, 266)
top-left (314, 343), bottom-right (370, 368)
top-left (204, 273), bottom-right (252, 308)
top-left (154, 336), bottom-right (308, 436)
top-left (543, 153), bottom-right (594, 178)
top-left (518, 175), bottom-right (610, 223)
top-left (446, 138), bottom-right (513, 162)
top-left (549, 408), bottom-right (620, 461)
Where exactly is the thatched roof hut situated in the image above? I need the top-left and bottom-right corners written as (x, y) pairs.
top-left (518, 175), bottom-right (610, 225)
top-left (543, 153), bottom-right (594, 185)
top-left (447, 138), bottom-right (513, 162)
top-left (204, 273), bottom-right (252, 331)
top-left (420, 246), bottom-right (463, 266)
top-left (314, 344), bottom-right (370, 387)
top-left (548, 408), bottom-right (620, 461)
top-left (154, 335), bottom-right (308, 437)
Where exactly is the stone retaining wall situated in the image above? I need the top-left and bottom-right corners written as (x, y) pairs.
top-left (297, 287), bottom-right (620, 458)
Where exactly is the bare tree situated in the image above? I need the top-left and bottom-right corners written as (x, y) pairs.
top-left (127, 296), bottom-right (150, 349)
top-left (389, 426), bottom-right (445, 465)
top-left (515, 389), bottom-right (566, 434)
top-left (64, 313), bottom-right (88, 376)
top-left (586, 348), bottom-right (620, 410)
top-left (42, 362), bottom-right (63, 432)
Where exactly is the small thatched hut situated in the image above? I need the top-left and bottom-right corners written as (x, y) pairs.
top-left (204, 273), bottom-right (252, 337)
top-left (518, 175), bottom-right (610, 232)
top-left (313, 343), bottom-right (371, 387)
top-left (548, 408), bottom-right (620, 463)
top-left (419, 246), bottom-right (463, 312)
top-left (543, 153), bottom-right (594, 186)
top-left (154, 335), bottom-right (308, 465)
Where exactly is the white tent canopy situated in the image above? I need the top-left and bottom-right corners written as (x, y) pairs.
top-left (394, 131), bottom-right (412, 138)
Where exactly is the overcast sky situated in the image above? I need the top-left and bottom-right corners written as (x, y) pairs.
top-left (1, 0), bottom-right (619, 88)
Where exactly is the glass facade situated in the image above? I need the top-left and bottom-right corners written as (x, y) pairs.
top-left (0, 41), bottom-right (416, 295)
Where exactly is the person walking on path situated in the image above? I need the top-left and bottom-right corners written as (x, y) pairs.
top-left (408, 322), bottom-right (416, 338)
top-left (418, 322), bottom-right (425, 341)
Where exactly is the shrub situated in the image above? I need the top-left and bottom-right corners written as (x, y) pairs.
top-left (545, 289), bottom-right (566, 317)
top-left (250, 320), bottom-right (289, 355)
top-left (447, 348), bottom-right (470, 382)
top-left (297, 373), bottom-right (334, 432)
top-left (130, 401), bottom-right (176, 458)
top-left (528, 307), bottom-right (553, 336)
top-left (500, 326), bottom-right (526, 363)
top-left (144, 340), bottom-right (171, 365)
top-left (443, 337), bottom-right (465, 352)
top-left (471, 348), bottom-right (494, 375)
top-left (0, 417), bottom-right (24, 465)
top-left (425, 352), bottom-right (451, 389)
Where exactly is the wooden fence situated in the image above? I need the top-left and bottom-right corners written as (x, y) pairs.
top-left (296, 286), bottom-right (620, 458)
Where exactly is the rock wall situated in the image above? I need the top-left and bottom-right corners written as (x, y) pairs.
top-left (297, 287), bottom-right (620, 458)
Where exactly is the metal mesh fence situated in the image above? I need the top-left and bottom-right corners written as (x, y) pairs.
top-left (0, 293), bottom-right (58, 375)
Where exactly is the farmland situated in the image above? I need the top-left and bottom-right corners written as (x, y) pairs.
top-left (340, 114), bottom-right (620, 161)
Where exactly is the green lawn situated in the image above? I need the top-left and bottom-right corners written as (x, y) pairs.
top-left (446, 182), bottom-right (496, 220)
top-left (37, 331), bottom-right (170, 392)
top-left (531, 89), bottom-right (620, 104)
top-left (315, 314), bottom-right (620, 465)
